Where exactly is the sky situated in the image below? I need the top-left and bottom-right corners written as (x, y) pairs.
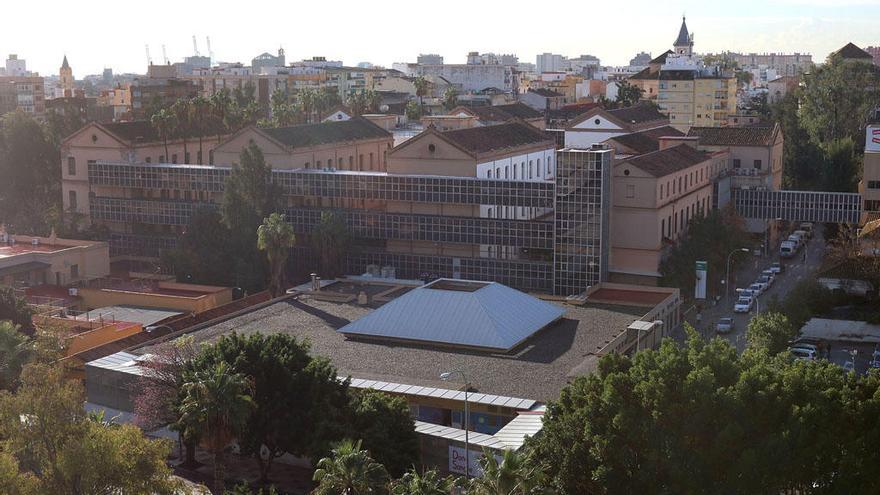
top-left (3, 0), bottom-right (879, 77)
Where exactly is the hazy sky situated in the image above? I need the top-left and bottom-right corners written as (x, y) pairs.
top-left (3, 0), bottom-right (879, 77)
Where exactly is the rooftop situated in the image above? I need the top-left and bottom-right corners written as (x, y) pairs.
top-left (338, 279), bottom-right (566, 351)
top-left (831, 42), bottom-right (874, 60)
top-left (619, 143), bottom-right (710, 178)
top-left (527, 88), bottom-right (563, 98)
top-left (687, 125), bottom-right (780, 147)
top-left (440, 121), bottom-right (553, 155)
top-left (102, 121), bottom-right (161, 143)
top-left (606, 125), bottom-right (684, 154)
top-left (260, 117), bottom-right (392, 148)
top-left (607, 104), bottom-right (668, 126)
top-left (454, 103), bottom-right (543, 123)
top-left (132, 294), bottom-right (646, 401)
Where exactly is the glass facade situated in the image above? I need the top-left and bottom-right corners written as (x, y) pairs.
top-left (553, 148), bottom-right (613, 296)
top-left (108, 233), bottom-right (178, 258)
top-left (733, 189), bottom-right (861, 224)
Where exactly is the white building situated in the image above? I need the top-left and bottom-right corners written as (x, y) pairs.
top-left (536, 53), bottom-right (566, 74)
top-left (5, 54), bottom-right (27, 77)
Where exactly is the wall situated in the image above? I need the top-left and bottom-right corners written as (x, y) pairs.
top-left (78, 284), bottom-right (231, 313)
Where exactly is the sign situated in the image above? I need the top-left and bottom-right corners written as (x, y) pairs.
top-left (867, 126), bottom-right (880, 152)
top-left (695, 260), bottom-right (708, 299)
top-left (448, 446), bottom-right (503, 478)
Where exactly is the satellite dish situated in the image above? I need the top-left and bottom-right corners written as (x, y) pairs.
top-left (379, 104), bottom-right (389, 113)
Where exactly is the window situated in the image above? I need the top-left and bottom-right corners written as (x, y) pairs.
top-left (349, 156), bottom-right (354, 169)
top-left (661, 219), bottom-right (665, 238)
top-left (359, 154), bottom-right (364, 169)
top-left (159, 155), bottom-right (165, 163)
top-left (488, 170), bottom-right (493, 178)
top-left (145, 157), bottom-right (152, 163)
top-left (868, 180), bottom-right (880, 189)
top-left (504, 167), bottom-right (509, 179)
top-left (171, 154), bottom-right (178, 164)
top-left (733, 159), bottom-right (741, 168)
top-left (317, 160), bottom-right (322, 167)
top-left (513, 165), bottom-right (517, 179)
top-left (369, 153), bottom-right (374, 169)
top-left (70, 264), bottom-right (78, 280)
top-left (67, 157), bottom-right (76, 175)
top-left (68, 190), bottom-right (77, 210)
top-left (197, 151), bottom-right (203, 163)
top-left (209, 150), bottom-right (214, 165)
top-left (184, 152), bottom-right (190, 164)
top-left (338, 157), bottom-right (344, 168)
top-left (626, 184), bottom-right (635, 198)
top-left (753, 159), bottom-right (762, 170)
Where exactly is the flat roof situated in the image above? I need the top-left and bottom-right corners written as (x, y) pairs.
top-left (133, 296), bottom-right (644, 402)
top-left (0, 243), bottom-right (72, 258)
top-left (78, 305), bottom-right (182, 327)
top-left (588, 288), bottom-right (670, 306)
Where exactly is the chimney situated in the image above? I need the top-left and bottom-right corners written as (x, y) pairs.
top-left (658, 136), bottom-right (699, 150)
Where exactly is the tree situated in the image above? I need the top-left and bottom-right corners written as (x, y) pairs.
top-left (170, 99), bottom-right (192, 162)
top-left (191, 96), bottom-right (213, 164)
top-left (525, 329), bottom-right (880, 494)
top-left (150, 108), bottom-right (177, 163)
top-left (311, 210), bottom-right (350, 277)
top-left (746, 312), bottom-right (795, 354)
top-left (166, 207), bottom-right (236, 287)
top-left (405, 100), bottom-right (422, 121)
top-left (0, 111), bottom-right (60, 235)
top-left (257, 213), bottom-right (295, 298)
top-left (614, 80), bottom-right (644, 107)
top-left (820, 137), bottom-right (861, 192)
top-left (413, 76), bottom-right (429, 108)
top-left (0, 287), bottom-right (34, 335)
top-left (0, 322), bottom-right (31, 390)
top-left (736, 70), bottom-right (754, 89)
top-left (221, 143), bottom-right (282, 292)
top-left (179, 361), bottom-right (254, 494)
top-left (390, 469), bottom-right (459, 495)
top-left (442, 87), bottom-right (458, 111)
top-left (346, 390), bottom-right (419, 477)
top-left (0, 364), bottom-right (181, 494)
top-left (772, 90), bottom-right (823, 190)
top-left (468, 448), bottom-right (550, 495)
top-left (800, 54), bottom-right (880, 145)
top-left (312, 439), bottom-right (390, 495)
top-left (191, 332), bottom-right (350, 483)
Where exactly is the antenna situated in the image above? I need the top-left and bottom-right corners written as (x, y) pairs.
top-left (162, 44), bottom-right (169, 65)
top-left (145, 44), bottom-right (152, 66)
top-left (206, 36), bottom-right (213, 64)
top-left (192, 35), bottom-right (200, 56)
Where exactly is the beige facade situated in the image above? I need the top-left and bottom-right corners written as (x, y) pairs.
top-left (659, 75), bottom-right (737, 130)
top-left (861, 128), bottom-right (880, 220)
top-left (0, 234), bottom-right (110, 288)
top-left (610, 143), bottom-right (729, 284)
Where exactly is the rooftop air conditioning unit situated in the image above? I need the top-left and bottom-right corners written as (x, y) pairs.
top-left (31, 238), bottom-right (39, 246)
top-left (68, 288), bottom-right (79, 297)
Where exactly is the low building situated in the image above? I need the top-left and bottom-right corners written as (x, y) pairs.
top-left (0, 75), bottom-right (45, 115)
top-left (0, 233), bottom-right (109, 288)
top-left (520, 88), bottom-right (565, 111)
top-left (84, 277), bottom-right (680, 475)
top-left (448, 103), bottom-right (545, 129)
top-left (861, 125), bottom-right (880, 223)
top-left (564, 104), bottom-right (669, 149)
top-left (610, 140), bottom-right (728, 285)
top-left (767, 76), bottom-right (799, 104)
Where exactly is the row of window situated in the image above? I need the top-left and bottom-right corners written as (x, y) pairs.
top-left (485, 157), bottom-right (553, 181)
top-left (661, 195), bottom-right (710, 239)
top-left (733, 158), bottom-right (762, 170)
top-left (658, 164), bottom-right (712, 201)
top-left (867, 180), bottom-right (880, 190)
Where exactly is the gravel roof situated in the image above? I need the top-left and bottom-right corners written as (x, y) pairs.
top-left (136, 297), bottom-right (644, 402)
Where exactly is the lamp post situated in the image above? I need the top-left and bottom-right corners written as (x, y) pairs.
top-left (725, 248), bottom-right (750, 305)
top-left (440, 370), bottom-right (470, 478)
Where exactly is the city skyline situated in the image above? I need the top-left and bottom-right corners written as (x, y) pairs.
top-left (2, 0), bottom-right (878, 77)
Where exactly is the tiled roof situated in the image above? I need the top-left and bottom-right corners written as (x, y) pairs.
top-left (674, 17), bottom-right (691, 46)
top-left (460, 102), bottom-right (542, 122)
top-left (261, 117), bottom-right (391, 148)
top-left (658, 70), bottom-right (696, 81)
top-left (628, 66), bottom-right (660, 80)
top-left (103, 121), bottom-right (161, 143)
top-left (441, 121), bottom-right (552, 155)
top-left (607, 104), bottom-right (668, 125)
top-left (687, 125), bottom-right (779, 147)
top-left (608, 126), bottom-right (684, 154)
top-left (548, 103), bottom-right (601, 121)
top-left (528, 88), bottom-right (563, 98)
top-left (621, 144), bottom-right (709, 178)
top-left (493, 102), bottom-right (543, 119)
top-left (832, 42), bottom-right (873, 60)
top-left (649, 50), bottom-right (673, 65)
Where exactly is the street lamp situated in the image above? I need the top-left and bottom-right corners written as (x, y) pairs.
top-left (440, 370), bottom-right (470, 478)
top-left (725, 248), bottom-right (750, 305)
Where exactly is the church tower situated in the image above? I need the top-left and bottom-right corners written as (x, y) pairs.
top-left (59, 55), bottom-right (74, 97)
top-left (673, 17), bottom-right (694, 56)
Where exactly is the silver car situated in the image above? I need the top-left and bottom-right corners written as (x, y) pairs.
top-left (716, 317), bottom-right (734, 334)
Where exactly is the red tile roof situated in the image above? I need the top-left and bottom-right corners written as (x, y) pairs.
top-left (440, 122), bottom-right (553, 155)
top-left (620, 144), bottom-right (710, 178)
top-left (687, 125), bottom-right (780, 147)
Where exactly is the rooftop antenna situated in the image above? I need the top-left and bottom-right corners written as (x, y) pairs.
top-left (145, 44), bottom-right (152, 66)
top-left (162, 44), bottom-right (169, 65)
top-left (192, 35), bottom-right (200, 56)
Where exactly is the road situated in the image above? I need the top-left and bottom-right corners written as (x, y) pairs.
top-left (674, 226), bottom-right (827, 353)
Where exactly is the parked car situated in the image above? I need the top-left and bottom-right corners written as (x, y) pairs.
top-left (716, 317), bottom-right (735, 334)
top-left (799, 222), bottom-right (814, 238)
top-left (791, 337), bottom-right (829, 359)
top-left (758, 274), bottom-right (774, 288)
top-left (770, 262), bottom-right (785, 274)
top-left (738, 288), bottom-right (757, 300)
top-left (870, 349), bottom-right (880, 369)
top-left (843, 361), bottom-right (855, 372)
top-left (780, 241), bottom-right (797, 258)
top-left (787, 234), bottom-right (803, 249)
top-left (793, 230), bottom-right (809, 243)
top-left (734, 296), bottom-right (753, 313)
top-left (790, 347), bottom-right (817, 361)
top-left (749, 282), bottom-right (766, 295)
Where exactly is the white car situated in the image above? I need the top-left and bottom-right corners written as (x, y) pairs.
top-left (750, 281), bottom-right (767, 294)
top-left (759, 273), bottom-right (774, 287)
top-left (716, 317), bottom-right (734, 334)
top-left (870, 349), bottom-right (880, 369)
top-left (790, 347), bottom-right (817, 361)
top-left (734, 297), bottom-right (753, 313)
top-left (738, 288), bottom-right (757, 300)
top-left (770, 262), bottom-right (784, 275)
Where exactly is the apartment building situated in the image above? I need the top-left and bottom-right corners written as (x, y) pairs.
top-left (610, 139), bottom-right (728, 284)
top-left (860, 125), bottom-right (880, 222)
top-left (658, 68), bottom-right (737, 130)
top-left (0, 75), bottom-right (45, 115)
top-left (129, 76), bottom-right (199, 119)
top-left (628, 51), bottom-right (673, 100)
top-left (727, 52), bottom-right (813, 76)
top-left (687, 124), bottom-right (783, 190)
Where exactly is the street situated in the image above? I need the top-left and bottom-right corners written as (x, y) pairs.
top-left (675, 226), bottom-right (827, 353)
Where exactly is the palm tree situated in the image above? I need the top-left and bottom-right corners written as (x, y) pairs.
top-left (443, 87), bottom-right (458, 111)
top-left (468, 448), bottom-right (550, 495)
top-left (191, 96), bottom-right (212, 164)
top-left (391, 468), bottom-right (459, 495)
top-left (311, 210), bottom-right (350, 278)
top-left (0, 321), bottom-right (30, 390)
top-left (179, 361), bottom-right (254, 494)
top-left (313, 439), bottom-right (390, 495)
top-left (150, 109), bottom-right (176, 163)
top-left (257, 213), bottom-right (296, 298)
top-left (171, 99), bottom-right (192, 163)
top-left (210, 88), bottom-right (234, 140)
top-left (413, 76), bottom-right (428, 108)
top-left (299, 88), bottom-right (317, 124)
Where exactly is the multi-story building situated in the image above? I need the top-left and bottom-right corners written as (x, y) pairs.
top-left (658, 67), bottom-right (737, 130)
top-left (4, 54), bottom-right (28, 77)
top-left (610, 139), bottom-right (729, 284)
top-left (72, 115), bottom-right (614, 295)
top-left (0, 75), bottom-right (45, 115)
top-left (767, 76), bottom-right (799, 104)
top-left (417, 54), bottom-right (444, 65)
top-left (863, 125), bottom-right (880, 222)
top-left (628, 51), bottom-right (672, 100)
top-left (536, 53), bottom-right (567, 74)
top-left (629, 52), bottom-right (652, 68)
top-left (252, 48), bottom-right (286, 74)
top-left (725, 52), bottom-right (813, 77)
top-left (520, 88), bottom-right (566, 111)
top-left (129, 73), bottom-right (199, 119)
top-left (866, 46), bottom-right (880, 66)
top-left (413, 63), bottom-right (518, 93)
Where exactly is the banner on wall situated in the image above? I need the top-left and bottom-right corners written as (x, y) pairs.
top-left (448, 446), bottom-right (503, 477)
top-left (695, 260), bottom-right (708, 299)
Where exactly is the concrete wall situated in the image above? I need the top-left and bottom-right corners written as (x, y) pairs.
top-left (78, 284), bottom-right (232, 313)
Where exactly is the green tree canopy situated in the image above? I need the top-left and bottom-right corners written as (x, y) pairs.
top-left (346, 390), bottom-right (419, 477)
top-left (0, 322), bottom-right (31, 390)
top-left (390, 468), bottom-right (459, 495)
top-left (745, 312), bottom-right (796, 354)
top-left (313, 439), bottom-right (390, 495)
top-left (311, 210), bottom-right (350, 277)
top-left (614, 80), bottom-right (644, 108)
top-left (0, 287), bottom-right (34, 335)
top-left (257, 213), bottom-right (295, 297)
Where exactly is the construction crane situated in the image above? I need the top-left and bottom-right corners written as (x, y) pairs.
top-left (162, 44), bottom-right (169, 65)
top-left (192, 35), bottom-right (200, 56)
top-left (145, 44), bottom-right (152, 66)
top-left (206, 36), bottom-right (213, 65)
